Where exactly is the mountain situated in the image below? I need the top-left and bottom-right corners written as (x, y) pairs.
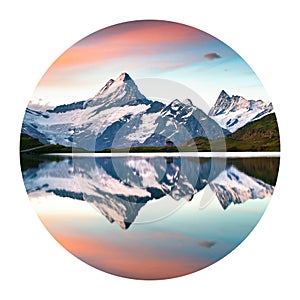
top-left (22, 73), bottom-right (152, 151)
top-left (21, 108), bottom-right (50, 144)
top-left (21, 73), bottom-right (278, 152)
top-left (98, 98), bottom-right (227, 150)
top-left (21, 72), bottom-right (226, 151)
top-left (209, 90), bottom-right (273, 133)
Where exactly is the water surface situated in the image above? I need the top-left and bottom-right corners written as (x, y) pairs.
top-left (21, 154), bottom-right (279, 279)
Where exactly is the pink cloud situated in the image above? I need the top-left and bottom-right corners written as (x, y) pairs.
top-left (45, 20), bottom-right (211, 72)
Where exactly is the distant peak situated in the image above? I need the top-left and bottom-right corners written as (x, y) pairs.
top-left (169, 98), bottom-right (194, 107)
top-left (92, 72), bottom-right (144, 101)
top-left (170, 99), bottom-right (181, 106)
top-left (95, 73), bottom-right (133, 98)
top-left (116, 72), bottom-right (132, 82)
top-left (182, 98), bottom-right (194, 106)
top-left (219, 90), bottom-right (230, 98)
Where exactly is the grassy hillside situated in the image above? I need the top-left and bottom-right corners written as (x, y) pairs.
top-left (20, 134), bottom-right (88, 154)
top-left (225, 113), bottom-right (280, 151)
top-left (20, 134), bottom-right (45, 150)
top-left (181, 113), bottom-right (280, 152)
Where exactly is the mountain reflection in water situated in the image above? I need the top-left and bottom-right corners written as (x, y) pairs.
top-left (21, 155), bottom-right (279, 230)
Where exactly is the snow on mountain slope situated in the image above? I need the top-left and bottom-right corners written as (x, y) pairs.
top-left (142, 99), bottom-right (226, 145)
top-left (126, 111), bottom-right (161, 143)
top-left (209, 165), bottom-right (274, 209)
top-left (91, 72), bottom-right (148, 108)
top-left (23, 73), bottom-right (271, 151)
top-left (22, 73), bottom-right (151, 150)
top-left (23, 103), bottom-right (150, 148)
top-left (104, 97), bottom-right (226, 150)
top-left (209, 90), bottom-right (273, 133)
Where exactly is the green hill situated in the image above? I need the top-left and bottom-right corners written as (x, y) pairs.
top-left (20, 134), bottom-right (87, 154)
top-left (20, 134), bottom-right (45, 150)
top-left (225, 113), bottom-right (280, 151)
top-left (181, 113), bottom-right (280, 152)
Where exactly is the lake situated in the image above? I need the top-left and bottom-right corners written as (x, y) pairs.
top-left (20, 153), bottom-right (280, 280)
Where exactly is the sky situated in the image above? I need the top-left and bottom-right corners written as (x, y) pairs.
top-left (30, 20), bottom-right (268, 109)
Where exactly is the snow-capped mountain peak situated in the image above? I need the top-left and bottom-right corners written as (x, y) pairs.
top-left (170, 99), bottom-right (181, 107)
top-left (22, 72), bottom-right (153, 150)
top-left (209, 90), bottom-right (246, 116)
top-left (208, 90), bottom-right (273, 133)
top-left (166, 98), bottom-right (195, 110)
top-left (116, 72), bottom-right (132, 82)
top-left (219, 89), bottom-right (230, 99)
top-left (93, 72), bottom-right (143, 101)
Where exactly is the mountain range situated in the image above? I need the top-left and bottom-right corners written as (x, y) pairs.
top-left (21, 72), bottom-right (278, 152)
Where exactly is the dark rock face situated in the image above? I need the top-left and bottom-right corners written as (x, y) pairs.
top-left (47, 100), bottom-right (87, 113)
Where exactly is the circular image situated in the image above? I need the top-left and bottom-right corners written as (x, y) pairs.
top-left (20, 20), bottom-right (280, 280)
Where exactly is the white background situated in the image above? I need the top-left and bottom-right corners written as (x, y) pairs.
top-left (0, 0), bottom-right (299, 299)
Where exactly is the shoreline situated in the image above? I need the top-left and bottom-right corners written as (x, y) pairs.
top-left (43, 151), bottom-right (281, 158)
